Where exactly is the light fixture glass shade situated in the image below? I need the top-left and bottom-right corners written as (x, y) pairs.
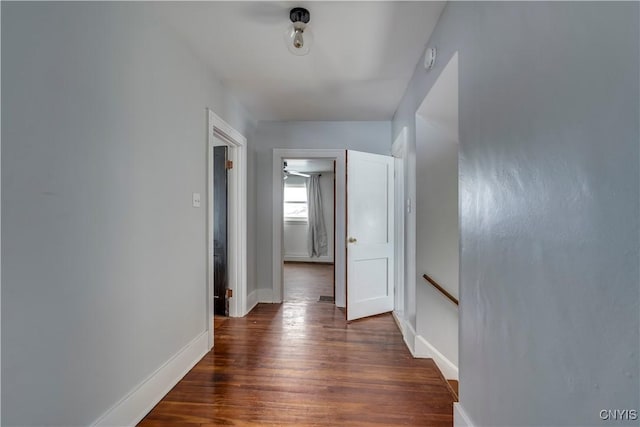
top-left (284, 23), bottom-right (313, 56)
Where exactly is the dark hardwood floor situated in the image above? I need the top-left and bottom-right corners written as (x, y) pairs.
top-left (139, 269), bottom-right (455, 426)
top-left (283, 262), bottom-right (334, 302)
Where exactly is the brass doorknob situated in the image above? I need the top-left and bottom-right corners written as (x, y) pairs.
top-left (348, 237), bottom-right (357, 243)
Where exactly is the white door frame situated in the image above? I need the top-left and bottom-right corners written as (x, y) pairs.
top-left (207, 109), bottom-right (247, 349)
top-left (272, 149), bottom-right (347, 307)
top-left (392, 128), bottom-right (407, 320)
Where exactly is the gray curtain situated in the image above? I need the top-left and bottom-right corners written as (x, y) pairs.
top-left (307, 174), bottom-right (328, 257)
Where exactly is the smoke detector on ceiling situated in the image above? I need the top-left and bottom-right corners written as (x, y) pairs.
top-left (424, 47), bottom-right (436, 70)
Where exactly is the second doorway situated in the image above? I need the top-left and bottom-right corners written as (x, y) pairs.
top-left (282, 158), bottom-right (336, 303)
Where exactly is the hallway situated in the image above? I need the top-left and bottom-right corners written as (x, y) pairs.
top-left (138, 301), bottom-right (456, 426)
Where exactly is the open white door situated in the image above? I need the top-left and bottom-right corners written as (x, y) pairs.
top-left (346, 150), bottom-right (394, 321)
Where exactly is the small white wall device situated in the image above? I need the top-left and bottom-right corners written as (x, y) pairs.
top-left (425, 47), bottom-right (436, 70)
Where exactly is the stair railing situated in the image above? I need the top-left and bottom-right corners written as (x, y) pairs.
top-left (422, 274), bottom-right (459, 306)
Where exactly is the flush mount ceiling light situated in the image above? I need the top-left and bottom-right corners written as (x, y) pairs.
top-left (284, 7), bottom-right (312, 56)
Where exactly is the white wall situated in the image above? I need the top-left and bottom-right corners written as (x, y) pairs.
top-left (393, 2), bottom-right (639, 426)
top-left (415, 117), bottom-right (459, 373)
top-left (0, 4), bottom-right (3, 421)
top-left (1, 3), bottom-right (255, 426)
top-left (254, 121), bottom-right (390, 297)
top-left (246, 137), bottom-right (258, 298)
top-left (284, 173), bottom-right (335, 263)
top-left (413, 53), bottom-right (459, 378)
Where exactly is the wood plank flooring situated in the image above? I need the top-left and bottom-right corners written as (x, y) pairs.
top-left (138, 300), bottom-right (456, 426)
top-left (283, 262), bottom-right (334, 302)
top-left (141, 262), bottom-right (453, 425)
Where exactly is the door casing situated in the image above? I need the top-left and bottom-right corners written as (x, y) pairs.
top-left (272, 149), bottom-right (347, 307)
top-left (207, 109), bottom-right (247, 350)
top-left (392, 128), bottom-right (407, 321)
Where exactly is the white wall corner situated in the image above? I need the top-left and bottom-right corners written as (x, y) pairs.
top-left (414, 334), bottom-right (459, 380)
top-left (454, 403), bottom-right (475, 427)
top-left (391, 311), bottom-right (406, 337)
top-left (403, 321), bottom-right (418, 356)
top-left (257, 288), bottom-right (274, 304)
top-left (246, 289), bottom-right (259, 315)
top-left (92, 331), bottom-right (208, 427)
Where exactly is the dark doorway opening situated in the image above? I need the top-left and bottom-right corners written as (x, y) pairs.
top-left (214, 145), bottom-right (228, 316)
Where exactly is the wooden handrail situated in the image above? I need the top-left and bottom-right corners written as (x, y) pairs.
top-left (422, 274), bottom-right (459, 306)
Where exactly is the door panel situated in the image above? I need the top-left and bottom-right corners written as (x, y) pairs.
top-left (346, 150), bottom-right (394, 321)
top-left (351, 258), bottom-right (388, 300)
top-left (213, 146), bottom-right (228, 316)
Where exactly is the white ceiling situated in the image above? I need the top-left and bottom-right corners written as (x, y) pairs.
top-left (152, 1), bottom-right (445, 121)
top-left (284, 158), bottom-right (334, 173)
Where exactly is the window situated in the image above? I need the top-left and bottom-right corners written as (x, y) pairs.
top-left (284, 180), bottom-right (308, 222)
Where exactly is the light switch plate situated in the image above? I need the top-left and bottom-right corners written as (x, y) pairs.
top-left (192, 192), bottom-right (201, 208)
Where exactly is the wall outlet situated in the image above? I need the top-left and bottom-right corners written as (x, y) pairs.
top-left (192, 192), bottom-right (201, 208)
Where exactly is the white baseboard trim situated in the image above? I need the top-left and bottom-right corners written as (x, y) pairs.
top-left (257, 288), bottom-right (274, 303)
top-left (284, 255), bottom-right (334, 263)
top-left (395, 317), bottom-right (459, 381)
top-left (391, 311), bottom-right (406, 337)
top-left (454, 403), bottom-right (475, 427)
top-left (246, 289), bottom-right (259, 314)
top-left (403, 321), bottom-right (418, 356)
top-left (414, 334), bottom-right (459, 380)
top-left (92, 331), bottom-right (208, 427)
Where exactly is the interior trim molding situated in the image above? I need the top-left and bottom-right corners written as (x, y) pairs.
top-left (403, 319), bottom-right (418, 356)
top-left (207, 109), bottom-right (248, 349)
top-left (272, 149), bottom-right (347, 308)
top-left (394, 315), bottom-right (459, 380)
top-left (391, 127), bottom-right (407, 320)
top-left (92, 331), bottom-right (208, 427)
top-left (284, 255), bottom-right (334, 263)
top-left (414, 334), bottom-right (459, 380)
top-left (391, 310), bottom-right (406, 337)
top-left (454, 403), bottom-right (475, 427)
